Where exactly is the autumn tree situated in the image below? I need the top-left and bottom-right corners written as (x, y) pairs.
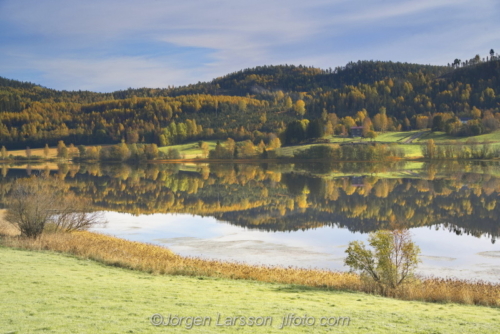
top-left (259, 112), bottom-right (267, 124)
top-left (268, 137), bottom-right (281, 150)
top-left (159, 134), bottom-right (168, 147)
top-left (126, 130), bottom-right (139, 144)
top-left (294, 100), bottom-right (306, 118)
top-left (86, 146), bottom-right (99, 160)
top-left (225, 138), bottom-right (236, 156)
top-left (238, 100), bottom-right (247, 112)
top-left (101, 142), bottom-right (130, 161)
top-left (165, 148), bottom-right (181, 159)
top-left (325, 121), bottom-right (334, 136)
top-left (240, 140), bottom-right (256, 158)
top-left (345, 229), bottom-right (420, 293)
top-left (355, 109), bottom-right (367, 124)
top-left (201, 142), bottom-right (210, 158)
top-left (77, 145), bottom-right (86, 158)
top-left (57, 140), bottom-right (68, 158)
top-left (366, 130), bottom-right (377, 141)
top-left (285, 96), bottom-right (293, 110)
top-left (144, 144), bottom-right (159, 160)
top-left (415, 115), bottom-right (429, 130)
top-left (471, 106), bottom-right (481, 119)
top-left (43, 144), bottom-right (50, 158)
top-left (68, 143), bottom-right (77, 157)
top-left (373, 107), bottom-right (388, 132)
top-left (1, 146), bottom-right (7, 160)
top-left (423, 139), bottom-right (437, 159)
top-left (257, 140), bottom-right (266, 154)
top-left (362, 116), bottom-right (373, 137)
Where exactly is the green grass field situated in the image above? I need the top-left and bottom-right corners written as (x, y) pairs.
top-left (1, 247), bottom-right (499, 334)
top-left (158, 140), bottom-right (220, 159)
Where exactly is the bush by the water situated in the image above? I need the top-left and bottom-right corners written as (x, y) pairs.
top-left (4, 176), bottom-right (105, 238)
top-left (294, 143), bottom-right (404, 161)
top-left (422, 139), bottom-right (500, 159)
top-left (345, 230), bottom-right (420, 294)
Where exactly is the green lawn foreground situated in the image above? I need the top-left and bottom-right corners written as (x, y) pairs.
top-left (1, 247), bottom-right (499, 334)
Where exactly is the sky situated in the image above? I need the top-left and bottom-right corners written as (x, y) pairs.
top-left (0, 0), bottom-right (499, 92)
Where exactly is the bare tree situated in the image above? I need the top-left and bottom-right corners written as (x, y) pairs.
top-left (5, 175), bottom-right (106, 238)
top-left (47, 193), bottom-right (105, 232)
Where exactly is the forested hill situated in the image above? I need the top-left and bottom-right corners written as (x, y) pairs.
top-left (112, 61), bottom-right (451, 98)
top-left (0, 77), bottom-right (114, 110)
top-left (442, 59), bottom-right (500, 85)
top-left (0, 56), bottom-right (499, 149)
top-left (0, 61), bottom-right (450, 101)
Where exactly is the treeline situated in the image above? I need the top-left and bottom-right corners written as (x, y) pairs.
top-left (165, 61), bottom-right (449, 97)
top-left (53, 141), bottom-right (161, 162)
top-left (208, 137), bottom-right (281, 159)
top-left (109, 62), bottom-right (450, 98)
top-left (293, 144), bottom-right (404, 161)
top-left (422, 139), bottom-right (500, 160)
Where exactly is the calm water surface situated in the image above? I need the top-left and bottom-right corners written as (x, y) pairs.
top-left (2, 161), bottom-right (499, 282)
top-left (93, 211), bottom-right (499, 282)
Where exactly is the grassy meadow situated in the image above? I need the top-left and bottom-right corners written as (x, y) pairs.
top-left (6, 146), bottom-right (59, 159)
top-left (1, 246), bottom-right (499, 334)
top-left (158, 140), bottom-right (219, 159)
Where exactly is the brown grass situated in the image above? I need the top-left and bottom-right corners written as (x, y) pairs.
top-left (0, 209), bottom-right (20, 236)
top-left (1, 231), bottom-right (499, 307)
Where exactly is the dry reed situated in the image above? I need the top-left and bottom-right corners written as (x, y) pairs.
top-left (1, 231), bottom-right (499, 307)
top-left (0, 210), bottom-right (20, 237)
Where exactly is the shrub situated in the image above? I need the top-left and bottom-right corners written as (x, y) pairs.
top-left (345, 229), bottom-right (420, 294)
top-left (4, 175), bottom-right (105, 239)
top-left (165, 148), bottom-right (181, 159)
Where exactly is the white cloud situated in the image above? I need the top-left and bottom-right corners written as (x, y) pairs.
top-left (0, 0), bottom-right (499, 91)
top-left (32, 57), bottom-right (193, 91)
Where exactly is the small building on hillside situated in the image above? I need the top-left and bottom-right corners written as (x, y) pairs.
top-left (350, 126), bottom-right (364, 137)
top-left (459, 117), bottom-right (472, 124)
top-left (350, 176), bottom-right (365, 187)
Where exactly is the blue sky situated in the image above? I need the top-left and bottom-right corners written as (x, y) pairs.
top-left (0, 0), bottom-right (499, 92)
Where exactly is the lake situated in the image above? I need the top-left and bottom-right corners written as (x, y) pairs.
top-left (2, 160), bottom-right (499, 282)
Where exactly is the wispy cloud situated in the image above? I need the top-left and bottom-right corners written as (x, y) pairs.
top-left (0, 0), bottom-right (498, 91)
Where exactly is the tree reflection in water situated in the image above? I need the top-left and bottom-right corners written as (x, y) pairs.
top-left (0, 160), bottom-right (498, 244)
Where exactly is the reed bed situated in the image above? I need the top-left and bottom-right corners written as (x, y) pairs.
top-left (2, 231), bottom-right (499, 307)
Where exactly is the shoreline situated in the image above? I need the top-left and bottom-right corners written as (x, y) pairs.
top-left (1, 229), bottom-right (498, 307)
